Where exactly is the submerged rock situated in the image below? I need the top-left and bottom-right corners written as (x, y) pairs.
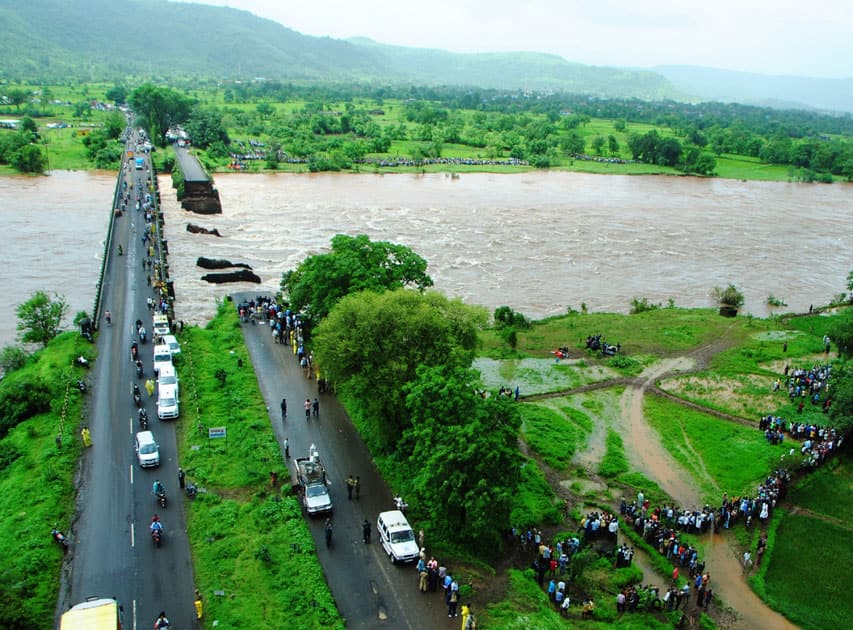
top-left (187, 224), bottom-right (222, 237)
top-left (196, 257), bottom-right (252, 270)
top-left (201, 269), bottom-right (262, 284)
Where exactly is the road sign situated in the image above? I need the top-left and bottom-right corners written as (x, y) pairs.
top-left (208, 426), bottom-right (227, 439)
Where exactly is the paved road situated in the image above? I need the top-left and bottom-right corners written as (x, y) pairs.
top-left (235, 293), bottom-right (452, 629)
top-left (173, 146), bottom-right (209, 182)
top-left (67, 133), bottom-right (197, 629)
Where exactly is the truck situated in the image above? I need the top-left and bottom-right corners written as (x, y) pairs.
top-left (134, 156), bottom-right (144, 170)
top-left (60, 596), bottom-right (123, 629)
top-left (293, 444), bottom-right (332, 515)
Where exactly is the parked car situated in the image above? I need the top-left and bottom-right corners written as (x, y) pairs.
top-left (157, 384), bottom-right (179, 420)
top-left (157, 363), bottom-right (179, 399)
top-left (162, 334), bottom-right (181, 356)
top-left (135, 430), bottom-right (160, 468)
top-left (377, 510), bottom-right (419, 564)
top-left (152, 344), bottom-right (172, 375)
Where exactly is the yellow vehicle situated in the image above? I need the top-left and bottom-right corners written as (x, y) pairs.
top-left (60, 596), bottom-right (123, 629)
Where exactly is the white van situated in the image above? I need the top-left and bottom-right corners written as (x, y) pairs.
top-left (152, 314), bottom-right (170, 338)
top-left (157, 384), bottom-right (179, 420)
top-left (157, 363), bottom-right (179, 399)
top-left (377, 510), bottom-right (419, 564)
top-left (152, 344), bottom-right (172, 375)
top-left (134, 430), bottom-right (160, 468)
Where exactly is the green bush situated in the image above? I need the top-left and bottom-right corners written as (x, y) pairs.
top-left (0, 376), bottom-right (52, 437)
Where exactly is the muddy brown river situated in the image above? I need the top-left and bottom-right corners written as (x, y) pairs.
top-left (1, 170), bottom-right (850, 345)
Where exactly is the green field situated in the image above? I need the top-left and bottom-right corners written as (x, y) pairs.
top-left (761, 513), bottom-right (853, 630)
top-left (644, 395), bottom-right (785, 501)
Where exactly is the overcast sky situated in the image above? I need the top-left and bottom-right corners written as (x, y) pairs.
top-left (183, 0), bottom-right (852, 78)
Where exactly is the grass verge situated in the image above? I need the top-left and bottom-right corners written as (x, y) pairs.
top-left (0, 332), bottom-right (89, 626)
top-left (518, 401), bottom-right (591, 470)
top-left (179, 302), bottom-right (342, 628)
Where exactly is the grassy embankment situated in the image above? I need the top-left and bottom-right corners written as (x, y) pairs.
top-left (0, 332), bottom-right (91, 627)
top-left (176, 301), bottom-right (342, 629)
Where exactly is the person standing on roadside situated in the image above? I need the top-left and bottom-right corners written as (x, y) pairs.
top-left (312, 397), bottom-right (319, 417)
top-left (362, 519), bottom-right (371, 543)
top-left (283, 437), bottom-right (290, 458)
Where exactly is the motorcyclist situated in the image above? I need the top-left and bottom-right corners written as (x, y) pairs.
top-left (152, 480), bottom-right (164, 497)
top-left (154, 611), bottom-right (170, 628)
top-left (117, 244), bottom-right (123, 256)
top-left (105, 310), bottom-right (111, 326)
top-left (150, 515), bottom-right (163, 533)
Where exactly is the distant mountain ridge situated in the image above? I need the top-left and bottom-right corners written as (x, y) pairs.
top-left (0, 0), bottom-right (848, 111)
top-left (656, 65), bottom-right (853, 113)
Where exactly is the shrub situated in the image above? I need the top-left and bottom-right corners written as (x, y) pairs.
top-left (494, 306), bottom-right (531, 329)
top-left (0, 377), bottom-right (52, 437)
top-left (0, 345), bottom-right (29, 374)
top-left (630, 297), bottom-right (661, 314)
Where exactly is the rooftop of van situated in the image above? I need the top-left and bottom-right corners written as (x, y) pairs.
top-left (379, 510), bottom-right (410, 529)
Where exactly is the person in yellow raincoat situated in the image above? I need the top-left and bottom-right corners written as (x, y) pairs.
top-left (81, 426), bottom-right (92, 447)
top-left (193, 590), bottom-right (203, 619)
top-left (145, 378), bottom-right (155, 397)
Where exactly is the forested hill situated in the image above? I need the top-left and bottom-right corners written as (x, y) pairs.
top-left (657, 66), bottom-right (853, 114)
top-left (0, 0), bottom-right (679, 99)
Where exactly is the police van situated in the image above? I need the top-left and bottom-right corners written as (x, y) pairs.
top-left (377, 510), bottom-right (419, 564)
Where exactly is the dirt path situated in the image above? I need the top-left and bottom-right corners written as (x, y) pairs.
top-left (702, 536), bottom-right (798, 630)
top-left (618, 357), bottom-right (702, 508)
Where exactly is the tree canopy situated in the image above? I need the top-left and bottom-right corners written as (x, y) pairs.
top-left (828, 362), bottom-right (853, 435)
top-left (281, 234), bottom-right (433, 323)
top-left (401, 364), bottom-right (521, 550)
top-left (16, 291), bottom-right (67, 346)
top-left (129, 84), bottom-right (193, 145)
top-left (312, 289), bottom-right (486, 452)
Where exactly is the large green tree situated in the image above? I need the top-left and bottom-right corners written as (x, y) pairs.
top-left (129, 84), bottom-right (193, 145)
top-left (281, 234), bottom-right (433, 323)
top-left (828, 362), bottom-right (853, 434)
top-left (401, 364), bottom-right (521, 551)
top-left (828, 308), bottom-right (853, 359)
top-left (312, 289), bottom-right (486, 452)
top-left (16, 291), bottom-right (67, 346)
top-left (184, 108), bottom-right (230, 149)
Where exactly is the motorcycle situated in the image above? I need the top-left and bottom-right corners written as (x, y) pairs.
top-left (156, 490), bottom-right (167, 509)
top-left (135, 360), bottom-right (144, 378)
top-left (393, 496), bottom-right (409, 512)
top-left (131, 342), bottom-right (139, 361)
top-left (75, 355), bottom-right (89, 368)
top-left (75, 379), bottom-right (87, 393)
top-left (51, 527), bottom-right (70, 551)
top-left (139, 328), bottom-right (147, 344)
top-left (132, 384), bottom-right (142, 408)
top-left (151, 528), bottom-right (162, 547)
top-left (117, 245), bottom-right (123, 256)
top-left (185, 481), bottom-right (198, 499)
top-left (139, 408), bottom-right (149, 430)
